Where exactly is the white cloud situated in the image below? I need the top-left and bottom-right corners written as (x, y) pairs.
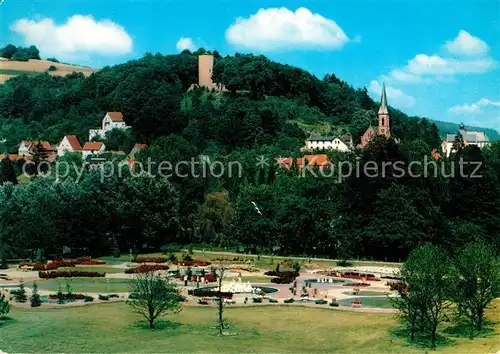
top-left (406, 54), bottom-right (495, 75)
top-left (176, 37), bottom-right (197, 52)
top-left (10, 15), bottom-right (132, 58)
top-left (443, 30), bottom-right (489, 57)
top-left (225, 7), bottom-right (349, 51)
top-left (386, 31), bottom-right (495, 84)
top-left (449, 98), bottom-right (500, 113)
top-left (368, 80), bottom-right (415, 109)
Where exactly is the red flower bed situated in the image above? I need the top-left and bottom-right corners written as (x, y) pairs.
top-left (51, 260), bottom-right (78, 267)
top-left (343, 282), bottom-right (370, 287)
top-left (39, 270), bottom-right (105, 279)
top-left (132, 257), bottom-right (166, 263)
top-left (78, 259), bottom-right (107, 265)
top-left (125, 264), bottom-right (170, 274)
top-left (172, 261), bottom-right (211, 267)
top-left (340, 274), bottom-right (380, 281)
top-left (19, 263), bottom-right (58, 271)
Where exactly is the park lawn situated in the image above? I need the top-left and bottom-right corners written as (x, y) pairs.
top-left (98, 250), bottom-right (402, 271)
top-left (37, 278), bottom-right (134, 293)
top-left (1, 301), bottom-right (499, 353)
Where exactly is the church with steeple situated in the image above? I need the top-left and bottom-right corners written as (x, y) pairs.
top-left (360, 83), bottom-right (392, 148)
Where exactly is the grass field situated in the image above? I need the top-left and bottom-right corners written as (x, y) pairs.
top-left (37, 278), bottom-right (134, 293)
top-left (0, 69), bottom-right (40, 76)
top-left (1, 302), bottom-right (498, 353)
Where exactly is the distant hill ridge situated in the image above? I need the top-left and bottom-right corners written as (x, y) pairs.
top-left (433, 120), bottom-right (500, 141)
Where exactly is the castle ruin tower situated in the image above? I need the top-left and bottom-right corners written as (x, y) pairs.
top-left (198, 54), bottom-right (214, 89)
top-left (377, 82), bottom-right (391, 137)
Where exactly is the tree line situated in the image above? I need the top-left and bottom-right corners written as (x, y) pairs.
top-left (0, 49), bottom-right (498, 263)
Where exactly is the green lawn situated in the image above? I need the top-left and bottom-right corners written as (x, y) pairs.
top-left (1, 302), bottom-right (498, 353)
top-left (337, 297), bottom-right (394, 309)
top-left (37, 278), bottom-right (134, 293)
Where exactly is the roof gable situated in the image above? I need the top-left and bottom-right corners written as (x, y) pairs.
top-left (106, 112), bottom-right (124, 122)
top-left (83, 142), bottom-right (104, 151)
top-left (63, 135), bottom-right (82, 150)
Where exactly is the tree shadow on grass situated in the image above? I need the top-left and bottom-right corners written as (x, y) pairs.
top-left (131, 320), bottom-right (182, 331)
top-left (390, 326), bottom-right (455, 350)
top-left (443, 319), bottom-right (497, 339)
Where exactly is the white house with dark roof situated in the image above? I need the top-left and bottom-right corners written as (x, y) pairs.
top-left (89, 112), bottom-right (130, 140)
top-left (442, 123), bottom-right (490, 157)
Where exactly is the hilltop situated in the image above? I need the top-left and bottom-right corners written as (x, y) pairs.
top-left (0, 58), bottom-right (95, 83)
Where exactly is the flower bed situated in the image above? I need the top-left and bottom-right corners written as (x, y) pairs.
top-left (20, 258), bottom-right (106, 270)
top-left (39, 270), bottom-right (105, 279)
top-left (19, 263), bottom-right (58, 271)
top-left (172, 260), bottom-right (211, 267)
top-left (342, 282), bottom-right (370, 287)
top-left (132, 257), bottom-right (166, 263)
top-left (48, 293), bottom-right (86, 300)
top-left (125, 264), bottom-right (170, 274)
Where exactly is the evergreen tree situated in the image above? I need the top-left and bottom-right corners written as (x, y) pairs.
top-left (13, 282), bottom-right (27, 303)
top-left (0, 157), bottom-right (18, 184)
top-left (30, 282), bottom-right (42, 307)
top-left (110, 238), bottom-right (121, 258)
top-left (0, 292), bottom-right (10, 316)
top-left (452, 132), bottom-right (465, 155)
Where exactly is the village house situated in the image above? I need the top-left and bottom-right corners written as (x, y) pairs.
top-left (57, 135), bottom-right (82, 157)
top-left (304, 134), bottom-right (353, 152)
top-left (129, 143), bottom-right (148, 157)
top-left (89, 112), bottom-right (130, 140)
top-left (18, 140), bottom-right (57, 162)
top-left (276, 154), bottom-right (330, 171)
top-left (82, 141), bottom-right (106, 159)
top-left (441, 123), bottom-right (490, 157)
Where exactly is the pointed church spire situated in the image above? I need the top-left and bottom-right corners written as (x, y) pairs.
top-left (378, 82), bottom-right (389, 115)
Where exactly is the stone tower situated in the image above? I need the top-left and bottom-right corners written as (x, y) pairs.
top-left (378, 82), bottom-right (391, 137)
top-left (198, 54), bottom-right (214, 88)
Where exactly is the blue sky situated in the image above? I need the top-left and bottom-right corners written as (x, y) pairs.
top-left (1, 0), bottom-right (499, 130)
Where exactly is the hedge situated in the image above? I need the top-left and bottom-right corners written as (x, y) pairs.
top-left (125, 264), bottom-right (170, 274)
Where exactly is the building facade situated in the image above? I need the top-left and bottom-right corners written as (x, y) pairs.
top-left (57, 135), bottom-right (82, 157)
top-left (360, 83), bottom-right (392, 148)
top-left (442, 123), bottom-right (490, 157)
top-left (89, 112), bottom-right (130, 140)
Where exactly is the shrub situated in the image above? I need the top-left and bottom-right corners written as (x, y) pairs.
top-left (30, 282), bottom-right (42, 307)
top-left (315, 299), bottom-right (328, 305)
top-left (125, 264), bottom-right (169, 274)
top-left (108, 294), bottom-right (119, 298)
top-left (198, 299), bottom-right (209, 305)
top-left (268, 298), bottom-right (278, 303)
top-left (98, 295), bottom-right (109, 301)
top-left (329, 301), bottom-right (339, 307)
top-left (336, 259), bottom-right (353, 267)
top-left (46, 57), bottom-right (59, 63)
top-left (0, 293), bottom-right (10, 316)
top-left (284, 298), bottom-right (294, 304)
top-left (12, 283), bottom-right (27, 303)
top-left (167, 253), bottom-right (177, 262)
top-left (252, 297), bottom-right (263, 303)
top-left (132, 257), bottom-right (166, 263)
top-left (172, 260), bottom-right (210, 267)
top-left (84, 296), bottom-right (94, 302)
top-left (48, 65), bottom-right (57, 71)
top-left (181, 253), bottom-right (193, 262)
top-left (39, 270), bottom-right (105, 279)
top-left (343, 282), bottom-right (370, 287)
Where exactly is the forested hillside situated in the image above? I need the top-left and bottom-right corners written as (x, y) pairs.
top-left (0, 49), bottom-right (498, 263)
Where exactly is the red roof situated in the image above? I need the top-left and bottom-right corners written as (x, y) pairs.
top-left (82, 142), bottom-right (104, 151)
top-left (276, 154), bottom-right (330, 170)
top-left (107, 112), bottom-right (124, 122)
top-left (22, 140), bottom-right (53, 151)
top-left (64, 135), bottom-right (82, 150)
top-left (133, 143), bottom-right (147, 150)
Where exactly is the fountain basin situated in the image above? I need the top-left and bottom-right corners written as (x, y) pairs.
top-left (197, 285), bottom-right (279, 295)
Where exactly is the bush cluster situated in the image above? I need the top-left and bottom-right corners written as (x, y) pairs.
top-left (124, 264), bottom-right (170, 274)
top-left (172, 260), bottom-right (211, 267)
top-left (267, 270), bottom-right (299, 284)
top-left (132, 257), bottom-right (167, 263)
top-left (39, 270), bottom-right (105, 279)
